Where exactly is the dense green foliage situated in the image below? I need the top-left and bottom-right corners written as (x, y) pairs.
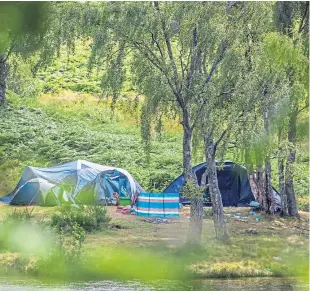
top-left (51, 205), bottom-right (111, 233)
top-left (38, 42), bottom-right (102, 94)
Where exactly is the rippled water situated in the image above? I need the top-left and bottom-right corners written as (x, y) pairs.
top-left (0, 278), bottom-right (307, 291)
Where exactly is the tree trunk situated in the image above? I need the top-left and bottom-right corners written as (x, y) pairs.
top-left (277, 127), bottom-right (289, 216)
top-left (264, 158), bottom-right (274, 214)
top-left (0, 56), bottom-right (8, 105)
top-left (285, 105), bottom-right (299, 218)
top-left (263, 106), bottom-right (275, 214)
top-left (183, 105), bottom-right (203, 247)
top-left (188, 194), bottom-right (204, 246)
top-left (255, 165), bottom-right (264, 205)
top-left (204, 134), bottom-right (230, 241)
top-left (278, 158), bottom-right (289, 216)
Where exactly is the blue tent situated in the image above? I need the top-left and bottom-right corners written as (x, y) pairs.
top-left (164, 161), bottom-right (281, 209)
top-left (164, 161), bottom-right (255, 207)
top-left (0, 160), bottom-right (143, 206)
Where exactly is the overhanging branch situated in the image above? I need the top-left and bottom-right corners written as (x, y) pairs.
top-left (190, 40), bottom-right (228, 130)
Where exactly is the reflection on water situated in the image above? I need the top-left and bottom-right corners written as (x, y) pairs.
top-left (0, 277), bottom-right (307, 291)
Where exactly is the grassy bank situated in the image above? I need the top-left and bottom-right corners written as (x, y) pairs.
top-left (0, 205), bottom-right (308, 280)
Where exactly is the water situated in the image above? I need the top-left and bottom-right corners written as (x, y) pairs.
top-left (0, 278), bottom-right (307, 291)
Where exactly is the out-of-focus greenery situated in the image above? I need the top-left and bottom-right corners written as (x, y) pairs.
top-left (0, 2), bottom-right (49, 55)
top-left (0, 208), bottom-right (184, 281)
top-left (0, 206), bottom-right (308, 282)
top-left (0, 210), bottom-right (53, 256)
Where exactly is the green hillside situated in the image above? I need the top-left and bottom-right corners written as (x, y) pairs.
top-left (0, 91), bottom-right (184, 195)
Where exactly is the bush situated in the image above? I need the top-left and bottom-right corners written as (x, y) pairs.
top-left (56, 222), bottom-right (86, 261)
top-left (51, 205), bottom-right (111, 233)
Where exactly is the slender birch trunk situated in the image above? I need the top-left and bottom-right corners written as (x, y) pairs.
top-left (263, 106), bottom-right (275, 214)
top-left (285, 103), bottom-right (299, 217)
top-left (277, 127), bottom-right (289, 216)
top-left (183, 106), bottom-right (203, 246)
top-left (204, 133), bottom-right (230, 241)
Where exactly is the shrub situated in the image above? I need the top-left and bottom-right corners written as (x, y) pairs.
top-left (51, 205), bottom-right (111, 233)
top-left (296, 196), bottom-right (309, 212)
top-left (180, 181), bottom-right (205, 199)
top-left (56, 222), bottom-right (86, 261)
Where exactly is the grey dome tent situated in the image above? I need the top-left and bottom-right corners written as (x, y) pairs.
top-left (9, 178), bottom-right (59, 206)
top-left (164, 161), bottom-right (256, 207)
top-left (0, 160), bottom-right (143, 206)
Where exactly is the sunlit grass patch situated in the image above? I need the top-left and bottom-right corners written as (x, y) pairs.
top-left (190, 260), bottom-right (274, 278)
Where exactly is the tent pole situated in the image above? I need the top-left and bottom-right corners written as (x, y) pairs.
top-left (29, 188), bottom-right (40, 206)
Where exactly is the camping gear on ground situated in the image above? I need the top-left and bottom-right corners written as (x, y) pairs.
top-left (164, 160), bottom-right (282, 210)
top-left (249, 201), bottom-right (260, 207)
top-left (119, 197), bottom-right (131, 206)
top-left (143, 218), bottom-right (172, 224)
top-left (246, 229), bottom-right (258, 235)
top-left (116, 205), bottom-right (132, 215)
top-left (0, 160), bottom-right (143, 206)
top-left (133, 192), bottom-right (179, 218)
